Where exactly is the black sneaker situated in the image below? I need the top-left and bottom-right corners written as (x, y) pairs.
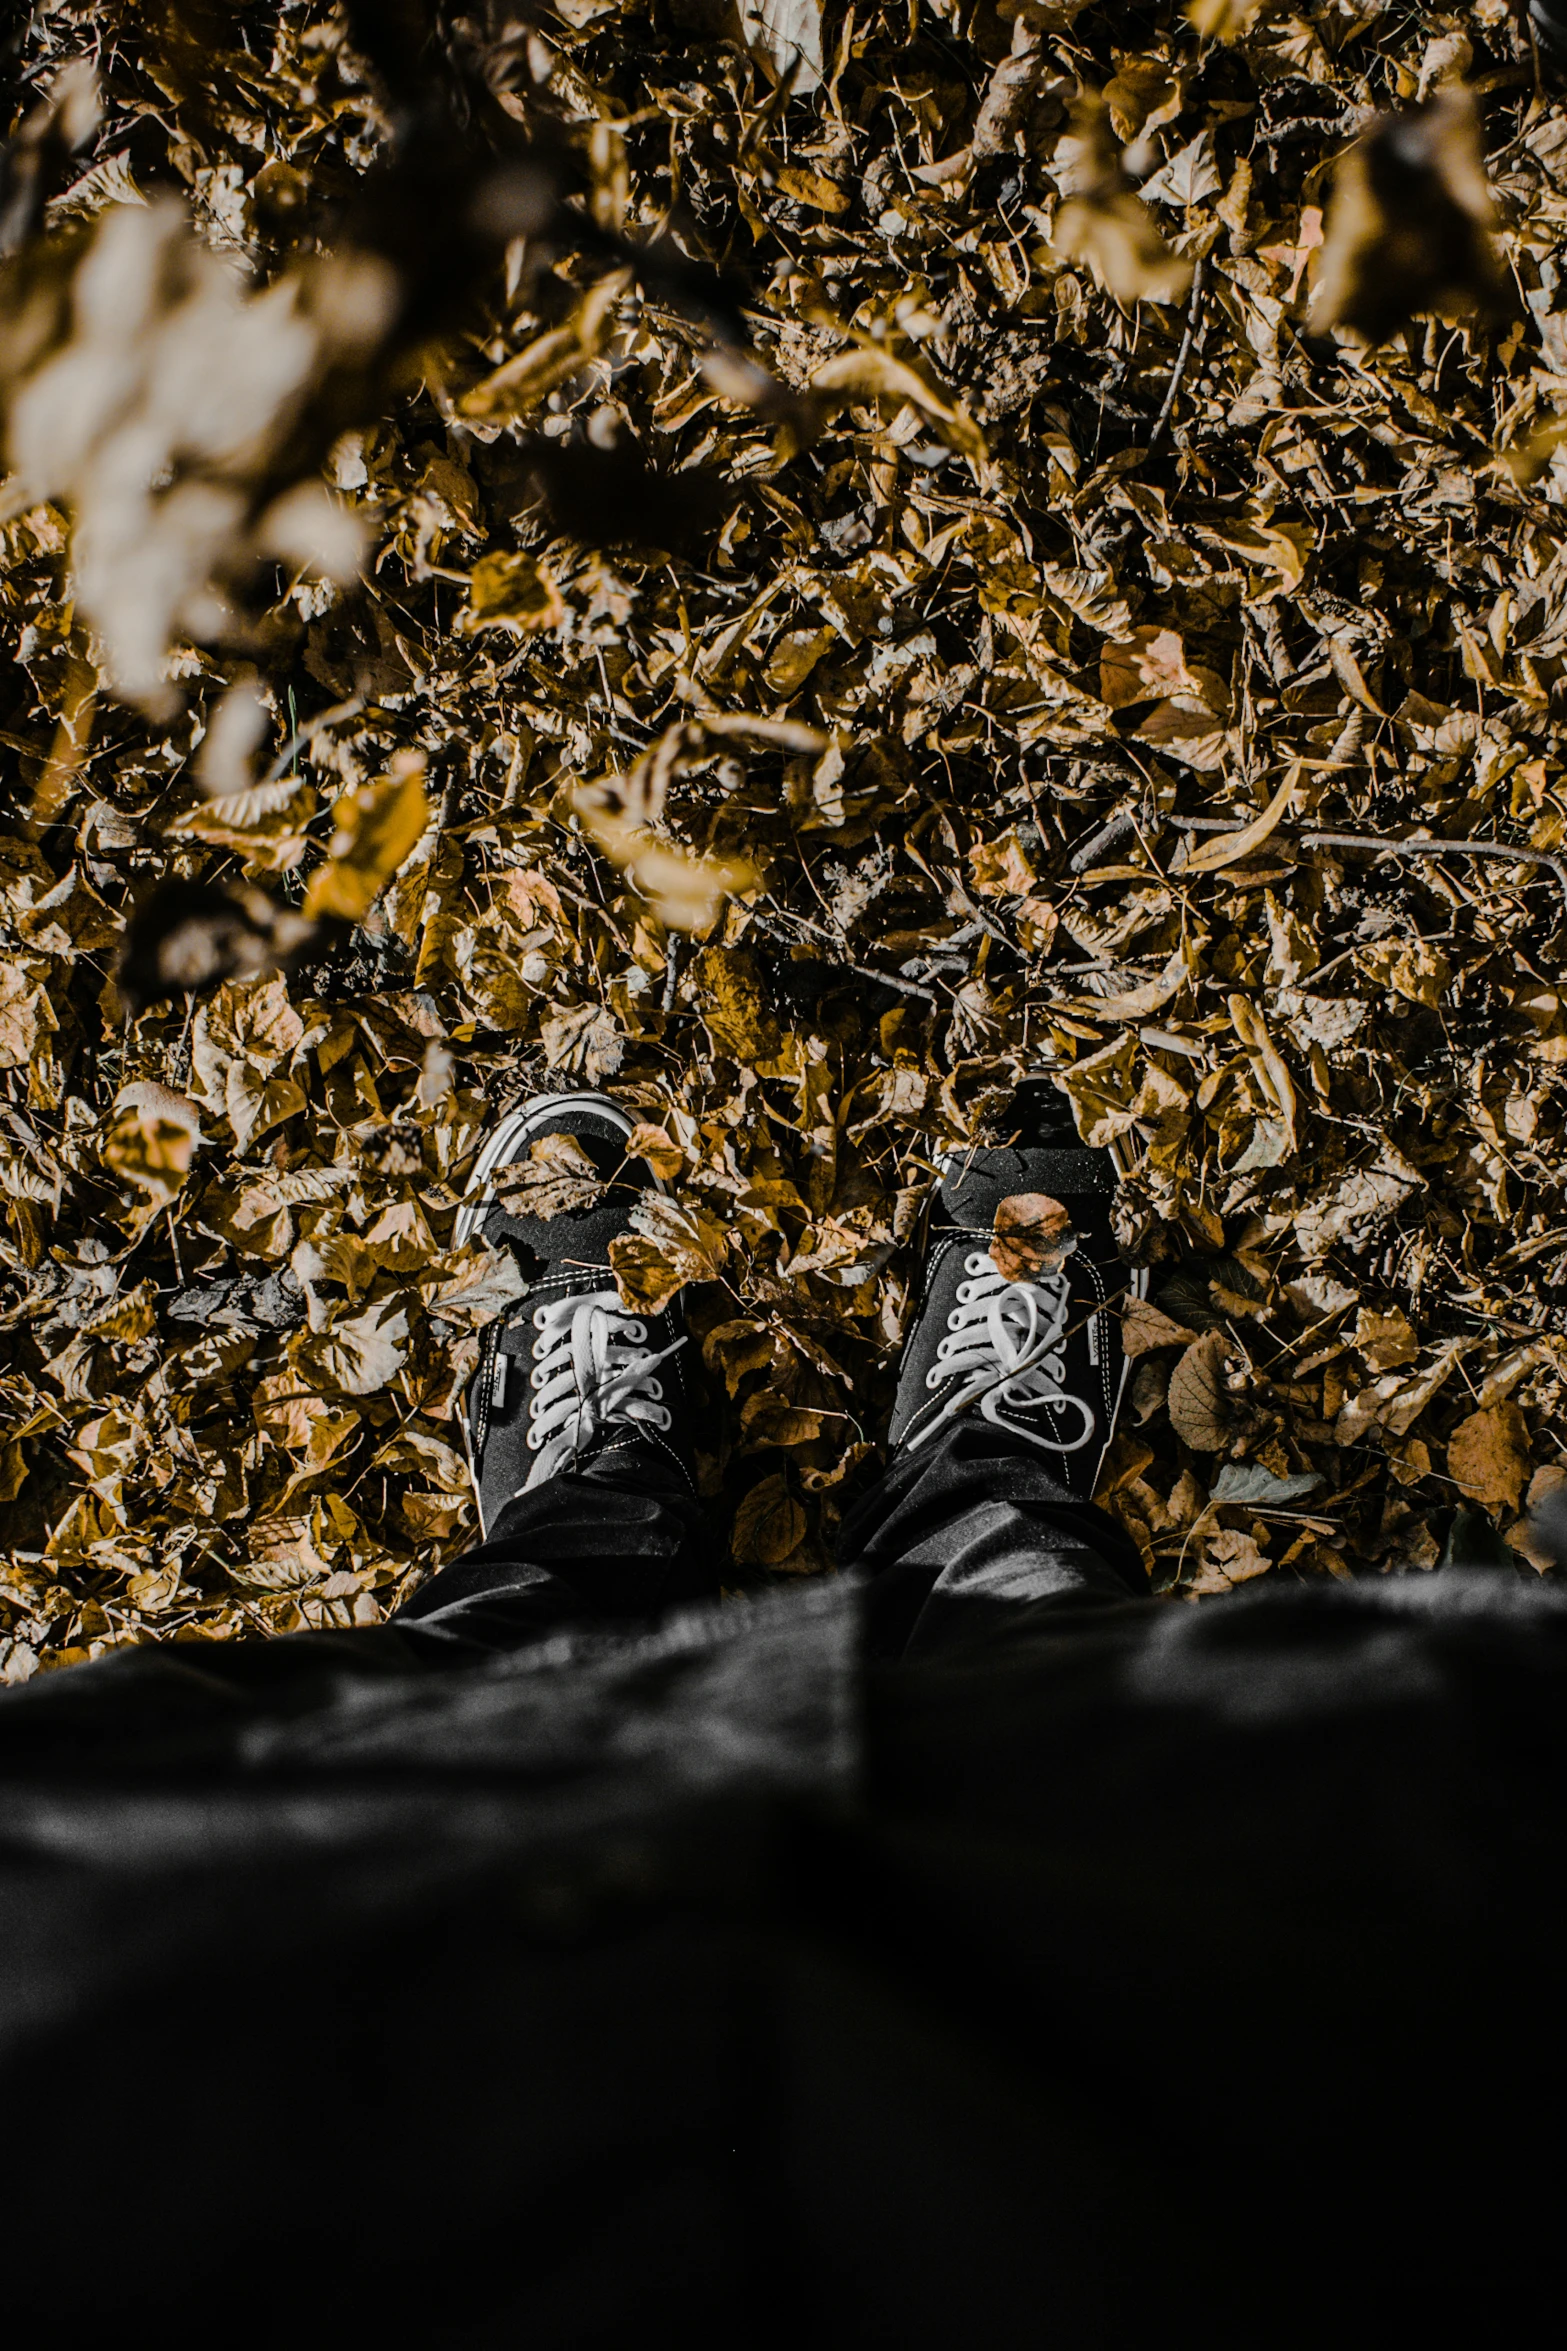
top-left (1532, 1), bottom-right (1567, 69)
top-left (887, 1084), bottom-right (1146, 1498)
top-left (455, 1090), bottom-right (696, 1536)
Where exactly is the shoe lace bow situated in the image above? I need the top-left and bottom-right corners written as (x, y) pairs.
top-left (522, 1287), bottom-right (686, 1489)
top-left (912, 1250), bottom-right (1094, 1454)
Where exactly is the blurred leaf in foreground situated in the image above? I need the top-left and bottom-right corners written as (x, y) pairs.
top-left (1309, 90), bottom-right (1507, 342)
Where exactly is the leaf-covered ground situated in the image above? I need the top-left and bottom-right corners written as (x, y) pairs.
top-left (5, 0), bottom-right (1567, 1678)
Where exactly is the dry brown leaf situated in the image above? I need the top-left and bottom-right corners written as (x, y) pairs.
top-left (1188, 1526), bottom-right (1271, 1595)
top-left (459, 552), bottom-right (567, 636)
top-left (990, 1192), bottom-right (1072, 1283)
top-left (1185, 0), bottom-right (1265, 35)
top-left (609, 1195), bottom-right (728, 1313)
top-left (1355, 1307), bottom-right (1419, 1372)
top-left (731, 1471), bottom-right (807, 1566)
top-left (574, 802), bottom-right (755, 935)
top-left (625, 1123), bottom-right (684, 1181)
top-left (1122, 1297), bottom-right (1197, 1357)
top-left (1055, 190), bottom-right (1192, 307)
top-left (458, 273), bottom-right (628, 424)
top-left (968, 829), bottom-right (1039, 898)
top-left (492, 1134), bottom-right (611, 1222)
top-left (809, 343), bottom-right (988, 462)
top-left (1179, 772), bottom-right (1299, 875)
top-left (1447, 1403), bottom-right (1529, 1513)
top-left (1167, 1332), bottom-right (1236, 1453)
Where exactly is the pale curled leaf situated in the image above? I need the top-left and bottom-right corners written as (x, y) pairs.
top-left (492, 1133), bottom-right (611, 1222)
top-left (1167, 1331), bottom-right (1236, 1453)
top-left (1178, 772), bottom-right (1300, 874)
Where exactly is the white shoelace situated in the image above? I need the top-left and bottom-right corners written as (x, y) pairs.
top-left (909, 1250), bottom-right (1095, 1455)
top-left (520, 1288), bottom-right (686, 1491)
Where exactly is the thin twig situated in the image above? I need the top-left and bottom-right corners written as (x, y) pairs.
top-left (752, 898), bottom-right (940, 1004)
top-left (1068, 802), bottom-right (1141, 871)
top-left (1149, 257), bottom-right (1207, 451)
top-left (849, 961), bottom-right (939, 1004)
top-left (1298, 831), bottom-right (1567, 924)
top-left (1165, 813), bottom-right (1567, 919)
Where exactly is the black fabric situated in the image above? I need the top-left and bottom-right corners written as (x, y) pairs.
top-left (1, 1427), bottom-right (1564, 2344)
top-left (836, 1418), bottom-right (1146, 1656)
top-left (403, 1436), bottom-right (711, 1648)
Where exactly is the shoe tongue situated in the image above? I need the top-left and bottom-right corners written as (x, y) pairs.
top-left (938, 1142), bottom-right (1113, 1236)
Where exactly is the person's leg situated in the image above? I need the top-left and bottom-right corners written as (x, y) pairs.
top-left (395, 1435), bottom-right (709, 1652)
top-left (394, 1089), bottom-right (715, 1656)
top-left (838, 1085), bottom-right (1148, 1660)
top-left (840, 1422), bottom-right (1146, 1661)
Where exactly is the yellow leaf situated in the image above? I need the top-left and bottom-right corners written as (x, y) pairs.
top-left (1100, 627), bottom-right (1201, 709)
top-left (1054, 189), bottom-right (1192, 307)
top-left (576, 800), bottom-right (755, 934)
top-left (775, 166), bottom-right (848, 214)
top-left (303, 755), bottom-right (429, 924)
top-left (457, 272), bottom-right (629, 424)
top-left (1179, 770), bottom-right (1299, 874)
top-left (608, 1194), bottom-right (728, 1312)
top-left (459, 551), bottom-right (566, 637)
top-left (810, 343), bottom-right (987, 463)
top-left (1186, 0), bottom-right (1265, 36)
top-left (626, 1122), bottom-right (685, 1180)
top-left (731, 1471), bottom-right (807, 1566)
top-left (969, 829), bottom-right (1038, 898)
top-left (1447, 1403), bottom-right (1529, 1512)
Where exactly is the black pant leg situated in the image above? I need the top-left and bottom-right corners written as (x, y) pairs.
top-left (394, 1437), bottom-right (714, 1655)
top-left (836, 1421), bottom-right (1147, 1662)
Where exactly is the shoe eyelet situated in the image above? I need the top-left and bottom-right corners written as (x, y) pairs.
top-left (533, 1307), bottom-right (549, 1328)
top-left (926, 1368), bottom-right (944, 1388)
top-left (647, 1379), bottom-right (662, 1401)
top-left (965, 1253), bottom-right (987, 1275)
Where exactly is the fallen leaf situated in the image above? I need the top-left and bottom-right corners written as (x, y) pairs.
top-left (1354, 1306), bottom-right (1419, 1372)
top-left (1447, 1402), bottom-right (1529, 1513)
top-left (1167, 1331), bottom-right (1236, 1453)
top-left (1121, 1296), bottom-right (1197, 1357)
top-left (990, 1192), bottom-right (1072, 1283)
top-left (302, 756), bottom-right (430, 924)
top-left (459, 551), bottom-right (567, 636)
top-left (609, 1195), bottom-right (728, 1313)
top-left (626, 1122), bottom-right (684, 1180)
top-left (731, 1470), bottom-right (807, 1565)
top-left (1179, 771), bottom-right (1299, 874)
top-left (1188, 1525), bottom-right (1271, 1593)
top-left (1308, 90), bottom-right (1506, 342)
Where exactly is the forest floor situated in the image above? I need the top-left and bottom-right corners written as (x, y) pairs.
top-left (5, 0), bottom-right (1567, 1675)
